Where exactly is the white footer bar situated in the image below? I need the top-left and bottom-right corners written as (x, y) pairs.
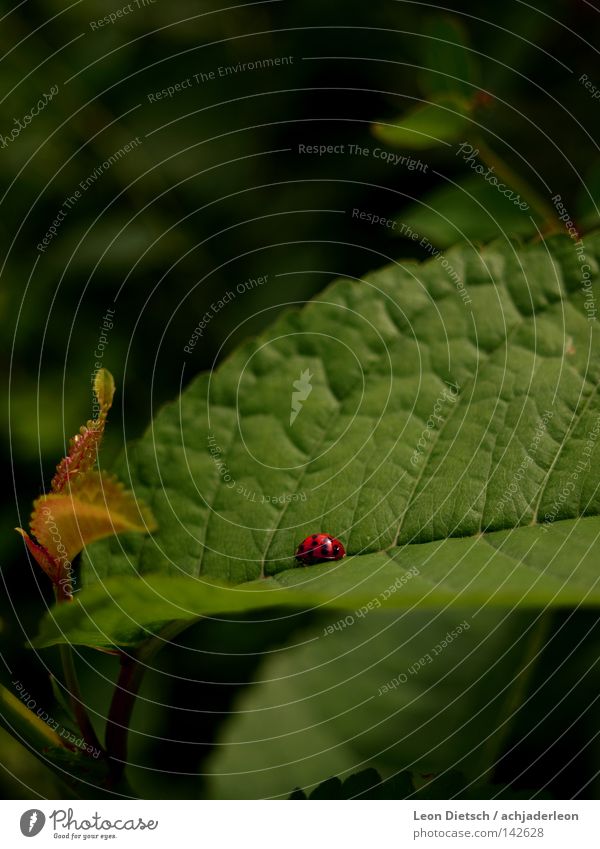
top-left (1, 799), bottom-right (597, 848)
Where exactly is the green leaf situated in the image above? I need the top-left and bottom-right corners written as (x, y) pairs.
top-left (372, 97), bottom-right (471, 150)
top-left (204, 610), bottom-right (530, 799)
top-left (396, 175), bottom-right (538, 248)
top-left (35, 231), bottom-right (600, 649)
top-left (418, 17), bottom-right (480, 101)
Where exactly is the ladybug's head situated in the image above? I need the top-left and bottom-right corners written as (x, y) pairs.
top-left (329, 538), bottom-right (346, 560)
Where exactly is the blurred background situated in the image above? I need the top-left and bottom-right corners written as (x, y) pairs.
top-left (2, 0), bottom-right (600, 798)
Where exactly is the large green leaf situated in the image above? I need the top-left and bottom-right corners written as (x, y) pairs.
top-left (33, 518), bottom-right (600, 649)
top-left (35, 232), bottom-right (600, 649)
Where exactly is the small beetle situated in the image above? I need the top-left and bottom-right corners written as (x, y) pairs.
top-left (295, 533), bottom-right (346, 565)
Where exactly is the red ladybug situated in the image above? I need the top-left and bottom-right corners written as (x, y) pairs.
top-left (295, 533), bottom-right (346, 565)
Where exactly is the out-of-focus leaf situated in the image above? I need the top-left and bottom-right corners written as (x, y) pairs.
top-left (372, 97), bottom-right (471, 149)
top-left (291, 767), bottom-right (527, 800)
top-left (397, 175), bottom-right (538, 247)
top-left (418, 17), bottom-right (480, 101)
top-left (576, 162), bottom-right (600, 231)
top-left (205, 610), bottom-right (529, 798)
top-left (0, 684), bottom-right (66, 753)
top-left (0, 683), bottom-right (109, 792)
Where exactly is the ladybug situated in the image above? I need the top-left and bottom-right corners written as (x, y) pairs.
top-left (295, 533), bottom-right (346, 565)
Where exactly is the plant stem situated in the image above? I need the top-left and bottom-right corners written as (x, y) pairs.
top-left (473, 137), bottom-right (559, 234)
top-left (481, 612), bottom-right (554, 783)
top-left (105, 652), bottom-right (145, 784)
top-left (105, 621), bottom-right (188, 786)
top-left (58, 643), bottom-right (104, 756)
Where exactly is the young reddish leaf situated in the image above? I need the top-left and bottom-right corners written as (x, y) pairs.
top-left (16, 369), bottom-right (156, 601)
top-left (15, 528), bottom-right (61, 584)
top-left (31, 472), bottom-right (156, 567)
top-left (51, 369), bottom-right (115, 493)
